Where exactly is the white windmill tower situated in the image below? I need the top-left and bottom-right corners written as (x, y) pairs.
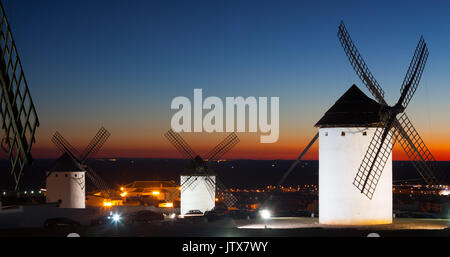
top-left (315, 85), bottom-right (393, 224)
top-left (46, 153), bottom-right (86, 208)
top-left (165, 129), bottom-right (239, 215)
top-left (45, 127), bottom-right (112, 208)
top-left (272, 21), bottom-right (443, 225)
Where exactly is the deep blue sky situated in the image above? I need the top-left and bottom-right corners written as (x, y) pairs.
top-left (2, 0), bottom-right (450, 159)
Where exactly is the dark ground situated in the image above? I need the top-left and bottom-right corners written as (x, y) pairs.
top-left (0, 218), bottom-right (449, 237)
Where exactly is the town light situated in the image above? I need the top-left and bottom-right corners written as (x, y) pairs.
top-left (439, 189), bottom-right (449, 196)
top-left (103, 201), bottom-right (112, 207)
top-left (158, 202), bottom-right (173, 208)
top-left (152, 191), bottom-right (160, 195)
top-left (120, 191), bottom-right (128, 197)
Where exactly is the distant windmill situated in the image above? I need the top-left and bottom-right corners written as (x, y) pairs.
top-left (0, 2), bottom-right (39, 191)
top-left (164, 129), bottom-right (239, 215)
top-left (46, 127), bottom-right (112, 206)
top-left (274, 21), bottom-right (445, 225)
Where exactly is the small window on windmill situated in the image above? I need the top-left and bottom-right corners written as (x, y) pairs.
top-left (362, 131), bottom-right (367, 136)
top-left (324, 132), bottom-right (328, 136)
top-left (341, 131), bottom-right (345, 136)
top-left (65, 174), bottom-right (68, 177)
top-left (75, 174), bottom-right (77, 177)
top-left (55, 174), bottom-right (58, 177)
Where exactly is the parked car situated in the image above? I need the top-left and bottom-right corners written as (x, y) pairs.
top-left (90, 215), bottom-right (112, 226)
top-left (124, 210), bottom-right (164, 224)
top-left (294, 210), bottom-right (313, 217)
top-left (271, 209), bottom-right (297, 217)
top-left (410, 212), bottom-right (437, 219)
top-left (44, 217), bottom-right (81, 228)
top-left (393, 211), bottom-right (413, 218)
top-left (204, 207), bottom-right (228, 221)
top-left (229, 209), bottom-right (257, 220)
top-left (184, 210), bottom-right (204, 218)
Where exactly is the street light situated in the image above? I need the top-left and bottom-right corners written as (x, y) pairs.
top-left (112, 214), bottom-right (121, 222)
top-left (260, 209), bottom-right (271, 219)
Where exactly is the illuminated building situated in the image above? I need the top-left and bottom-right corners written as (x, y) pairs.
top-left (121, 180), bottom-right (179, 202)
top-left (316, 85), bottom-right (392, 225)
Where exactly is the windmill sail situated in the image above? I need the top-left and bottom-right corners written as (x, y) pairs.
top-left (164, 130), bottom-right (239, 208)
top-left (338, 21), bottom-right (443, 198)
top-left (49, 128), bottom-right (112, 198)
top-left (0, 2), bottom-right (39, 190)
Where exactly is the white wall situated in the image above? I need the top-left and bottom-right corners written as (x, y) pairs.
top-left (180, 175), bottom-right (215, 215)
top-left (319, 127), bottom-right (392, 225)
top-left (46, 171), bottom-right (86, 209)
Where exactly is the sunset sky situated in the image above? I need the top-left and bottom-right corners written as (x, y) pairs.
top-left (2, 0), bottom-right (450, 160)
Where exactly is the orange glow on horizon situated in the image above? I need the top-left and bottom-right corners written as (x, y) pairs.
top-left (29, 144), bottom-right (450, 160)
top-left (28, 129), bottom-right (450, 160)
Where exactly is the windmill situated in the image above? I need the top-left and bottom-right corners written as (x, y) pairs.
top-left (0, 2), bottom-right (39, 191)
top-left (164, 129), bottom-right (239, 214)
top-left (46, 127), bottom-right (113, 205)
top-left (337, 22), bottom-right (443, 198)
top-left (274, 21), bottom-right (445, 225)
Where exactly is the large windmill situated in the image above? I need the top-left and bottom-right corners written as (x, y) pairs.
top-left (0, 2), bottom-right (39, 191)
top-left (275, 21), bottom-right (445, 225)
top-left (46, 127), bottom-right (113, 207)
top-left (164, 129), bottom-right (239, 215)
top-left (337, 22), bottom-right (443, 198)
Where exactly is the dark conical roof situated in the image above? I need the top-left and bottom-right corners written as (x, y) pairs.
top-left (315, 84), bottom-right (383, 128)
top-left (48, 152), bottom-right (85, 172)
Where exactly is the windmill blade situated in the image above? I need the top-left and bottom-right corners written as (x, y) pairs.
top-left (205, 133), bottom-right (240, 161)
top-left (399, 36), bottom-right (428, 109)
top-left (181, 176), bottom-right (200, 192)
top-left (355, 68), bottom-right (424, 198)
top-left (164, 186), bottom-right (180, 205)
top-left (196, 170), bottom-right (237, 208)
top-left (46, 131), bottom-right (81, 181)
top-left (85, 165), bottom-right (112, 199)
top-left (354, 124), bottom-right (398, 199)
top-left (165, 129), bottom-right (198, 160)
top-left (394, 114), bottom-right (442, 185)
top-left (0, 2), bottom-right (39, 190)
top-left (162, 176), bottom-right (204, 205)
top-left (339, 22), bottom-right (442, 196)
top-left (176, 175), bottom-right (237, 208)
top-left (79, 127), bottom-right (110, 163)
top-left (276, 132), bottom-right (319, 187)
top-left (214, 177), bottom-right (237, 208)
top-left (202, 176), bottom-right (216, 202)
top-left (263, 133), bottom-right (318, 205)
top-left (366, 38), bottom-right (431, 194)
top-left (338, 21), bottom-right (385, 103)
top-left (51, 131), bottom-right (80, 162)
top-left (180, 172), bottom-right (237, 208)
top-left (197, 173), bottom-right (237, 207)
